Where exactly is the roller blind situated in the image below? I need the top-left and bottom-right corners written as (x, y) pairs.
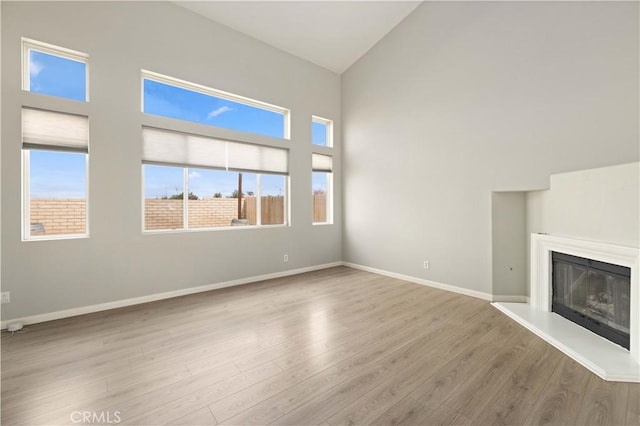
top-left (312, 153), bottom-right (333, 173)
top-left (22, 108), bottom-right (89, 152)
top-left (142, 127), bottom-right (288, 174)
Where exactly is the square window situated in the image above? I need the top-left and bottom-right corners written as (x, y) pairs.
top-left (23, 39), bottom-right (88, 102)
top-left (25, 150), bottom-right (88, 238)
top-left (312, 116), bottom-right (333, 147)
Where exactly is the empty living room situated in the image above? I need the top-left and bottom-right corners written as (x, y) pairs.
top-left (1, 1), bottom-right (639, 425)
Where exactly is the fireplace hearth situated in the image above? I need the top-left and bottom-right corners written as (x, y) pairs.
top-left (552, 251), bottom-right (630, 350)
top-left (493, 234), bottom-right (640, 382)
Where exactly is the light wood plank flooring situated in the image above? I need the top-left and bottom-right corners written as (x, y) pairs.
top-left (2, 266), bottom-right (638, 425)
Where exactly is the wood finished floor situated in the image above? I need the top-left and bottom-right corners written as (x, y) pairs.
top-left (1, 266), bottom-right (638, 426)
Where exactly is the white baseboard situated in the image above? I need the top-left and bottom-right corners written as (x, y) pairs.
top-left (343, 262), bottom-right (493, 301)
top-left (2, 261), bottom-right (517, 329)
top-left (492, 295), bottom-right (527, 303)
top-left (1, 262), bottom-right (343, 330)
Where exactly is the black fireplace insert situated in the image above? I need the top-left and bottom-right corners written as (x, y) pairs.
top-left (552, 251), bottom-right (631, 350)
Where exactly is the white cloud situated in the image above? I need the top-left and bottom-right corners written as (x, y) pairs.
top-left (188, 171), bottom-right (202, 179)
top-left (207, 106), bottom-right (233, 119)
top-left (30, 60), bottom-right (44, 77)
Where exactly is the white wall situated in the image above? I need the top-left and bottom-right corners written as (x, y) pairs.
top-left (342, 1), bottom-right (639, 296)
top-left (1, 1), bottom-right (342, 320)
top-left (527, 162), bottom-right (640, 249)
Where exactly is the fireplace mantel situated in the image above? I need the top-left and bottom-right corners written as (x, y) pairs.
top-left (494, 233), bottom-right (640, 382)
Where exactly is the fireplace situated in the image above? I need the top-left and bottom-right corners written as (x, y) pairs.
top-left (493, 234), bottom-right (640, 382)
top-left (552, 251), bottom-right (630, 350)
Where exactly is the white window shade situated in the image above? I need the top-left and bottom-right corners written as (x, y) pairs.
top-left (227, 141), bottom-right (288, 174)
top-left (142, 127), bottom-right (288, 174)
top-left (312, 153), bottom-right (333, 172)
top-left (142, 127), bottom-right (227, 169)
top-left (22, 108), bottom-right (89, 152)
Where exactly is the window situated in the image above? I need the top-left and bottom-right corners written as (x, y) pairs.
top-left (311, 116), bottom-right (333, 224)
top-left (22, 38), bottom-right (88, 102)
top-left (312, 153), bottom-right (333, 224)
top-left (20, 40), bottom-right (90, 240)
top-left (142, 127), bottom-right (288, 231)
top-left (22, 108), bottom-right (89, 239)
top-left (140, 73), bottom-right (291, 232)
top-left (312, 116), bottom-right (333, 147)
top-left (142, 71), bottom-right (289, 139)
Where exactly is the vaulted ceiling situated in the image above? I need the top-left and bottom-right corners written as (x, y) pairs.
top-left (175, 1), bottom-right (422, 74)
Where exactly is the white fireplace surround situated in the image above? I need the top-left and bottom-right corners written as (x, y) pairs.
top-left (493, 233), bottom-right (640, 382)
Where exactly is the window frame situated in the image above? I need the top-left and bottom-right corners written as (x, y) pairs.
top-left (141, 70), bottom-right (291, 140)
top-left (141, 165), bottom-right (289, 233)
top-left (22, 37), bottom-right (90, 101)
top-left (140, 71), bottom-right (292, 234)
top-left (312, 153), bottom-right (334, 226)
top-left (312, 115), bottom-right (333, 148)
top-left (311, 116), bottom-right (334, 224)
top-left (22, 149), bottom-right (90, 241)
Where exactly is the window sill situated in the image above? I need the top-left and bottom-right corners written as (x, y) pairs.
top-left (23, 233), bottom-right (89, 242)
top-left (143, 224), bottom-right (289, 235)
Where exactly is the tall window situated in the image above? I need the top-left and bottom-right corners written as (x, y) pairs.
top-left (312, 116), bottom-right (333, 147)
top-left (142, 70), bottom-right (289, 139)
top-left (311, 115), bottom-right (334, 224)
top-left (21, 39), bottom-right (90, 240)
top-left (22, 38), bottom-right (89, 102)
top-left (22, 108), bottom-right (89, 239)
top-left (312, 153), bottom-right (333, 224)
top-left (142, 127), bottom-right (288, 231)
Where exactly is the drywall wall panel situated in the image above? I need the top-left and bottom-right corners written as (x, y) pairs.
top-left (342, 1), bottom-right (639, 295)
top-left (1, 1), bottom-right (342, 320)
top-left (527, 162), bottom-right (639, 248)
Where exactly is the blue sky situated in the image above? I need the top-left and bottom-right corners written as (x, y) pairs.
top-left (144, 79), bottom-right (284, 139)
top-left (30, 150), bottom-right (86, 198)
top-left (30, 50), bottom-right (86, 101)
top-left (312, 121), bottom-right (328, 146)
top-left (312, 172), bottom-right (327, 194)
top-left (28, 52), bottom-right (324, 200)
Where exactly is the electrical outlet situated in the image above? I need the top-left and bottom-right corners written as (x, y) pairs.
top-left (1, 292), bottom-right (10, 304)
top-left (284, 254), bottom-right (289, 262)
top-left (423, 260), bottom-right (430, 270)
